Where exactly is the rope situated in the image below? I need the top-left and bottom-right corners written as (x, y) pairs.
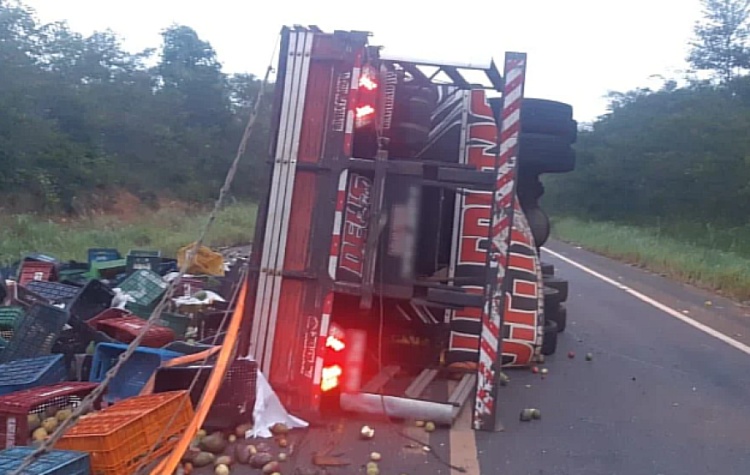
top-left (132, 264), bottom-right (247, 475)
top-left (9, 40), bottom-right (276, 475)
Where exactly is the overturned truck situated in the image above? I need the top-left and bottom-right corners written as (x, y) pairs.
top-left (239, 26), bottom-right (576, 431)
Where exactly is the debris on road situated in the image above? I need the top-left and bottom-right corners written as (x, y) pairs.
top-left (360, 425), bottom-right (375, 439)
top-left (585, 353), bottom-right (594, 361)
top-left (520, 409), bottom-right (534, 422)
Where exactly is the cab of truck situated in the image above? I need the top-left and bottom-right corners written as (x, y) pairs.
top-left (240, 26), bottom-right (576, 431)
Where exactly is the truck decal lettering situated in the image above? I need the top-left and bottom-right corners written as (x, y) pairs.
top-left (301, 315), bottom-right (320, 379)
top-left (338, 173), bottom-right (372, 278)
top-left (332, 72), bottom-right (351, 132)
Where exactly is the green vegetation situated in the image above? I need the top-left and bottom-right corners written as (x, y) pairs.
top-left (551, 217), bottom-right (750, 301)
top-left (0, 203), bottom-right (257, 265)
top-left (0, 1), bottom-right (271, 214)
top-left (543, 1), bottom-right (750, 300)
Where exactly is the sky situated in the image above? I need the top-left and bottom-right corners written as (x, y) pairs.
top-left (24, 0), bottom-right (704, 122)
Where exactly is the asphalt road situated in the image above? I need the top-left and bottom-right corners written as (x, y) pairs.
top-left (191, 240), bottom-right (750, 475)
top-left (476, 240), bottom-right (750, 475)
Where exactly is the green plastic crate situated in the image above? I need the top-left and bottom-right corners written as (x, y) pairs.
top-left (86, 258), bottom-right (127, 279)
top-left (0, 307), bottom-right (24, 341)
top-left (118, 270), bottom-right (167, 308)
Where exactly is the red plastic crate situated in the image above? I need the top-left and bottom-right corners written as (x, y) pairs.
top-left (18, 262), bottom-right (56, 286)
top-left (91, 315), bottom-right (175, 348)
top-left (56, 390), bottom-right (193, 475)
top-left (85, 308), bottom-right (130, 329)
top-left (0, 382), bottom-right (99, 449)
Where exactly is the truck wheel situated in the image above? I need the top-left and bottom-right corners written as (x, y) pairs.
top-left (541, 262), bottom-right (554, 276)
top-left (489, 98), bottom-right (577, 143)
top-left (543, 276), bottom-right (568, 302)
top-left (541, 319), bottom-right (558, 355)
top-left (524, 206), bottom-right (550, 248)
top-left (518, 133), bottom-right (576, 174)
top-left (543, 286), bottom-right (562, 309)
top-left (546, 304), bottom-right (567, 333)
top-left (520, 99), bottom-right (577, 141)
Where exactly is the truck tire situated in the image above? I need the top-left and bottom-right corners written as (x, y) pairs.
top-left (543, 275), bottom-right (568, 302)
top-left (524, 206), bottom-right (550, 248)
top-left (518, 133), bottom-right (576, 174)
top-left (541, 262), bottom-right (554, 276)
top-left (489, 98), bottom-right (577, 143)
top-left (543, 286), bottom-right (562, 309)
top-left (541, 319), bottom-right (558, 355)
top-left (520, 99), bottom-right (577, 141)
top-left (546, 304), bottom-right (567, 333)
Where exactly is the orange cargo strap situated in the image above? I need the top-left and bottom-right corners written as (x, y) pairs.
top-left (150, 282), bottom-right (247, 475)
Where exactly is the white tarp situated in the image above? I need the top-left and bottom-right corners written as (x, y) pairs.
top-left (240, 355), bottom-right (308, 438)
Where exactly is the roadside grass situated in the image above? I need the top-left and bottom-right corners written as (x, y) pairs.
top-left (0, 202), bottom-right (257, 266)
top-left (551, 217), bottom-right (750, 302)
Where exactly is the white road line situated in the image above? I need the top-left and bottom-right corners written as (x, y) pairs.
top-left (543, 248), bottom-right (750, 357)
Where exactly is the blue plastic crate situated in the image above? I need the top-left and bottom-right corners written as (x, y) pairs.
top-left (87, 248), bottom-right (122, 265)
top-left (0, 446), bottom-right (90, 475)
top-left (25, 281), bottom-right (80, 304)
top-left (90, 343), bottom-right (181, 403)
top-left (0, 355), bottom-right (67, 395)
top-left (0, 304), bottom-right (69, 363)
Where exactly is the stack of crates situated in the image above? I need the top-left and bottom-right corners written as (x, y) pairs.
top-left (55, 391), bottom-right (194, 475)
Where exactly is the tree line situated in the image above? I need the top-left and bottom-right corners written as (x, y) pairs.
top-left (4, 0), bottom-right (750, 230)
top-left (0, 0), bottom-right (272, 214)
top-left (544, 0), bottom-right (750, 229)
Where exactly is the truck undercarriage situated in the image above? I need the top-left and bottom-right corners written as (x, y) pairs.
top-left (240, 26), bottom-right (576, 434)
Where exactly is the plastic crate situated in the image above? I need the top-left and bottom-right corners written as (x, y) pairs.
top-left (92, 316), bottom-right (174, 348)
top-left (0, 355), bottom-right (67, 395)
top-left (177, 276), bottom-right (204, 297)
top-left (102, 390), bottom-right (194, 447)
top-left (125, 250), bottom-right (161, 275)
top-left (0, 279), bottom-right (8, 304)
top-left (25, 281), bottom-right (80, 304)
top-left (89, 343), bottom-right (181, 403)
top-left (18, 261), bottom-right (56, 286)
top-left (156, 258), bottom-right (178, 276)
top-left (87, 259), bottom-right (126, 280)
top-left (68, 280), bottom-right (114, 322)
top-left (197, 310), bottom-right (229, 341)
top-left (126, 303), bottom-right (191, 338)
top-left (56, 391), bottom-right (192, 475)
top-left (0, 446), bottom-right (90, 475)
top-left (117, 270), bottom-right (167, 308)
top-left (0, 303), bottom-right (69, 363)
top-left (0, 306), bottom-right (24, 341)
top-left (154, 359), bottom-right (256, 429)
top-left (87, 248), bottom-right (122, 266)
top-left (0, 382), bottom-right (99, 448)
top-left (14, 285), bottom-right (51, 308)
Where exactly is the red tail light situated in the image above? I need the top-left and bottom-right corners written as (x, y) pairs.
top-left (321, 323), bottom-right (346, 392)
top-left (321, 365), bottom-right (343, 392)
top-left (321, 325), bottom-right (367, 393)
top-left (355, 65), bottom-right (379, 129)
